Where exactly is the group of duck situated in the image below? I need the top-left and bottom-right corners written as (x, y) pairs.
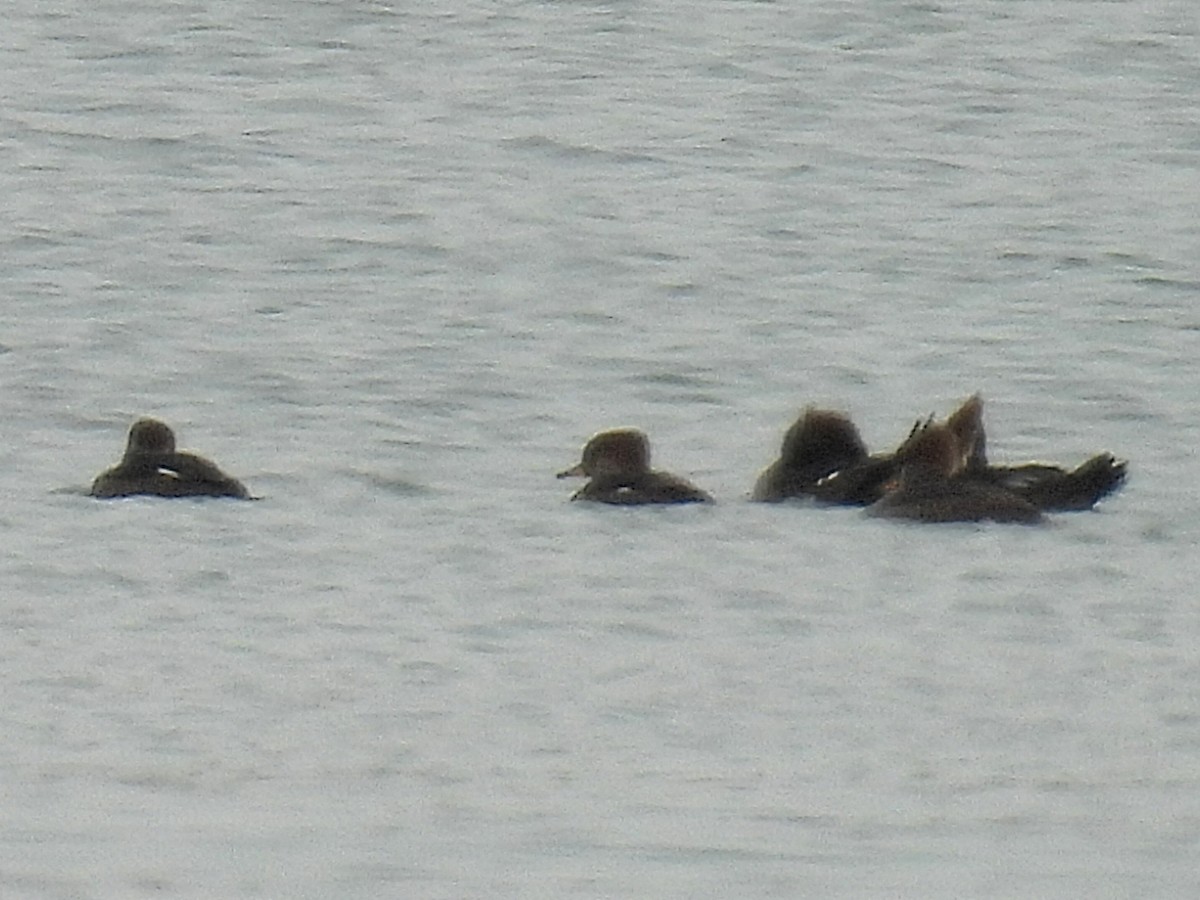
top-left (556, 394), bottom-right (1127, 524)
top-left (90, 394), bottom-right (1127, 524)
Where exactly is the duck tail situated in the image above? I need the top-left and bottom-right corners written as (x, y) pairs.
top-left (1036, 453), bottom-right (1129, 511)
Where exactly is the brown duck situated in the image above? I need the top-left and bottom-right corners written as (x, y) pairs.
top-left (558, 428), bottom-right (712, 505)
top-left (865, 421), bottom-right (1044, 525)
top-left (91, 418), bottom-right (251, 499)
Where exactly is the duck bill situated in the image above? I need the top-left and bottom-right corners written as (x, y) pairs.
top-left (557, 463), bottom-right (586, 479)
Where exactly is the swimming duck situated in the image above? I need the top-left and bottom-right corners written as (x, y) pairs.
top-left (865, 421), bottom-right (1044, 524)
top-left (752, 403), bottom-right (938, 506)
top-left (751, 408), bottom-right (870, 502)
top-left (558, 428), bottom-right (712, 505)
top-left (91, 418), bottom-right (251, 499)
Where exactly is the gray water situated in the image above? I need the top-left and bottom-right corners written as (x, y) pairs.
top-left (2, 1), bottom-right (1199, 897)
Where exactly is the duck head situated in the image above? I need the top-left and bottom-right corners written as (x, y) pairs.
top-left (558, 428), bottom-right (652, 479)
top-left (779, 407), bottom-right (868, 471)
top-left (124, 418), bottom-right (177, 459)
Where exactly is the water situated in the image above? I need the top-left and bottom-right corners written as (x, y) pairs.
top-left (2, 1), bottom-right (1198, 897)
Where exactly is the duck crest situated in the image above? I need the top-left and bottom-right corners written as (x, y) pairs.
top-left (896, 422), bottom-right (961, 480)
top-left (944, 393), bottom-right (986, 470)
top-left (752, 406), bottom-right (871, 502)
top-left (780, 408), bottom-right (869, 471)
top-left (126, 417), bottom-right (177, 456)
top-left (581, 428), bottom-right (651, 478)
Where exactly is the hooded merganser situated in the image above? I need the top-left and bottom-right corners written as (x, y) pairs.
top-left (866, 422), bottom-right (1044, 524)
top-left (751, 408), bottom-right (870, 502)
top-left (558, 428), bottom-right (712, 505)
top-left (91, 418), bottom-right (251, 499)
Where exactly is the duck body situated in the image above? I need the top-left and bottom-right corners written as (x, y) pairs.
top-left (865, 423), bottom-right (1045, 525)
top-left (807, 455), bottom-right (903, 506)
top-left (91, 418), bottom-right (250, 500)
top-left (867, 466), bottom-right (1046, 524)
top-left (964, 453), bottom-right (1127, 512)
top-left (559, 428), bottom-right (712, 505)
top-left (569, 471), bottom-right (713, 505)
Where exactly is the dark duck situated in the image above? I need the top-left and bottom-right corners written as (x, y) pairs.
top-left (558, 428), bottom-right (712, 505)
top-left (865, 420), bottom-right (1044, 525)
top-left (91, 418), bottom-right (251, 500)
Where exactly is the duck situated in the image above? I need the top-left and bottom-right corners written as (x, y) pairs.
top-left (751, 408), bottom-right (870, 502)
top-left (865, 421), bottom-right (1045, 524)
top-left (558, 428), bottom-right (712, 505)
top-left (946, 395), bottom-right (1127, 511)
top-left (91, 418), bottom-right (251, 499)
top-left (752, 403), bottom-right (936, 506)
